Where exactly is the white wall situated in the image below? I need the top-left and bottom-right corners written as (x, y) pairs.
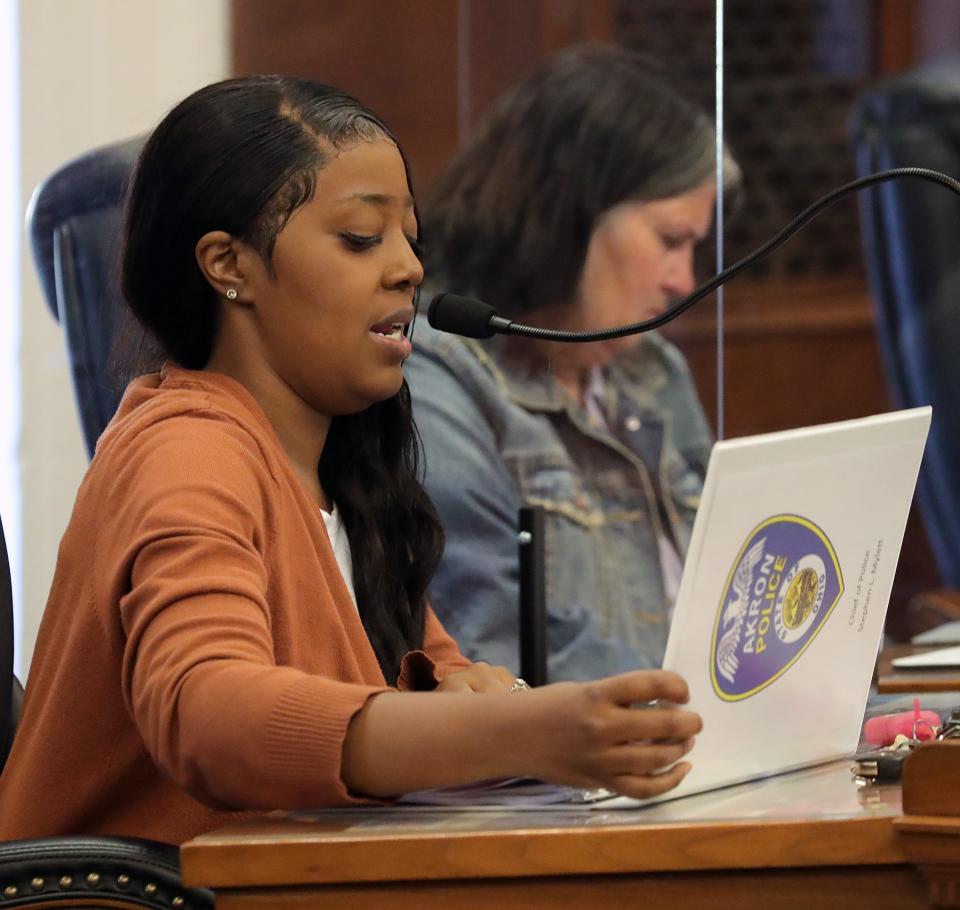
top-left (17, 0), bottom-right (229, 674)
top-left (2, 0), bottom-right (20, 675)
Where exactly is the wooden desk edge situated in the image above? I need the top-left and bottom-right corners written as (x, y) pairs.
top-left (875, 645), bottom-right (960, 693)
top-left (875, 672), bottom-right (960, 694)
top-left (179, 744), bottom-right (960, 903)
top-left (181, 813), bottom-right (905, 890)
top-left (894, 742), bottom-right (960, 907)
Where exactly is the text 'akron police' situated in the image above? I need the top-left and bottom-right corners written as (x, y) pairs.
top-left (742, 552), bottom-right (787, 656)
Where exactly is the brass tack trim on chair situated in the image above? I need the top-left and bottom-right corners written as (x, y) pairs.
top-left (172, 897), bottom-right (185, 907)
top-left (86, 872), bottom-right (101, 886)
top-left (3, 885), bottom-right (17, 898)
top-left (30, 877), bottom-right (44, 890)
top-left (117, 874), bottom-right (130, 887)
top-left (59, 875), bottom-right (72, 888)
top-left (144, 882), bottom-right (158, 895)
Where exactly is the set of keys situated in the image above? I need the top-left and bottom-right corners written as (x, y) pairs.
top-left (852, 703), bottom-right (960, 783)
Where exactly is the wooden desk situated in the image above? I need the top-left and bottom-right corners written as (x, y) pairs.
top-left (180, 746), bottom-right (960, 909)
top-left (876, 644), bottom-right (960, 694)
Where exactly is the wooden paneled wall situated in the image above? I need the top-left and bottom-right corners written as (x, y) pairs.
top-left (232, 0), bottom-right (615, 191)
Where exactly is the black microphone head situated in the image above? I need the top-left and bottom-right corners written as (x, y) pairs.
top-left (427, 293), bottom-right (502, 339)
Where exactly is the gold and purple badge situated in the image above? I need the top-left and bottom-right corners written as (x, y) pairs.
top-left (710, 515), bottom-right (844, 701)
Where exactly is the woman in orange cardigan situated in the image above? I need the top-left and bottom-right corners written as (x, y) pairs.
top-left (0, 76), bottom-right (701, 843)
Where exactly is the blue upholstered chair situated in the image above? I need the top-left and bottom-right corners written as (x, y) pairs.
top-left (849, 57), bottom-right (960, 614)
top-left (26, 136), bottom-right (146, 458)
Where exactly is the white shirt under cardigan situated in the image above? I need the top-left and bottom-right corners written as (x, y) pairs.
top-left (320, 504), bottom-right (358, 608)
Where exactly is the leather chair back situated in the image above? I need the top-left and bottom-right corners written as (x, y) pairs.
top-left (0, 514), bottom-right (15, 773)
top-left (27, 137), bottom-right (145, 458)
top-left (849, 56), bottom-right (960, 588)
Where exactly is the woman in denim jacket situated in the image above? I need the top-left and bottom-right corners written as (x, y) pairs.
top-left (406, 46), bottom-right (742, 681)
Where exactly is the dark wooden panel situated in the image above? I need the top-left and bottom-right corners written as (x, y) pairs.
top-left (896, 742), bottom-right (960, 907)
top-left (660, 278), bottom-right (887, 435)
top-left (213, 867), bottom-right (926, 910)
top-left (231, 0), bottom-right (617, 190)
top-left (456, 0), bottom-right (540, 140)
top-left (876, 0), bottom-right (920, 74)
top-left (232, 0), bottom-right (460, 190)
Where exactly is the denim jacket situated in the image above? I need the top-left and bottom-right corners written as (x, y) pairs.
top-left (405, 319), bottom-right (712, 681)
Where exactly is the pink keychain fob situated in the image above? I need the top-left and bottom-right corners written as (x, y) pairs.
top-left (863, 698), bottom-right (940, 746)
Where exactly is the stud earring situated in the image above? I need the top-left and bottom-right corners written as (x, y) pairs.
top-left (225, 288), bottom-right (238, 300)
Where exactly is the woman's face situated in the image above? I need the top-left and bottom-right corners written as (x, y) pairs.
top-left (567, 179), bottom-right (716, 371)
top-left (238, 137), bottom-right (423, 417)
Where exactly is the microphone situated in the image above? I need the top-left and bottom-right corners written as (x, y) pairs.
top-left (427, 166), bottom-right (960, 343)
top-left (426, 294), bottom-right (513, 339)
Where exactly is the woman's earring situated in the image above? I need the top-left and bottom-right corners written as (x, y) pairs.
top-left (225, 288), bottom-right (238, 300)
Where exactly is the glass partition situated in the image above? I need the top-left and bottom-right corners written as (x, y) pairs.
top-left (29, 0), bottom-right (945, 643)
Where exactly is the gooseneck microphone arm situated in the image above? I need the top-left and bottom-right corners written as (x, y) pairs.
top-left (427, 166), bottom-right (960, 342)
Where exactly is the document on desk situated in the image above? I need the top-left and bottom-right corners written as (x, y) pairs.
top-left (892, 645), bottom-right (960, 669)
top-left (654, 408), bottom-right (931, 805)
top-left (396, 410), bottom-right (931, 814)
top-left (911, 620), bottom-right (960, 646)
top-left (395, 411), bottom-right (932, 814)
top-left (397, 778), bottom-right (625, 809)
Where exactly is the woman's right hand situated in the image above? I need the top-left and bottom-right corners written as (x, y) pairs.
top-left (342, 668), bottom-right (699, 800)
top-left (509, 670), bottom-right (701, 799)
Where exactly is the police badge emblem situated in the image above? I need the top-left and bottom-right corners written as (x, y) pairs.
top-left (710, 515), bottom-right (844, 701)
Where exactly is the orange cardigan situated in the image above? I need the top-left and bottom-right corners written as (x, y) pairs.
top-left (0, 366), bottom-right (471, 843)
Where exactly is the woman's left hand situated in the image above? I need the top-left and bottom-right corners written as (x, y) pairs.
top-left (437, 661), bottom-right (521, 694)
